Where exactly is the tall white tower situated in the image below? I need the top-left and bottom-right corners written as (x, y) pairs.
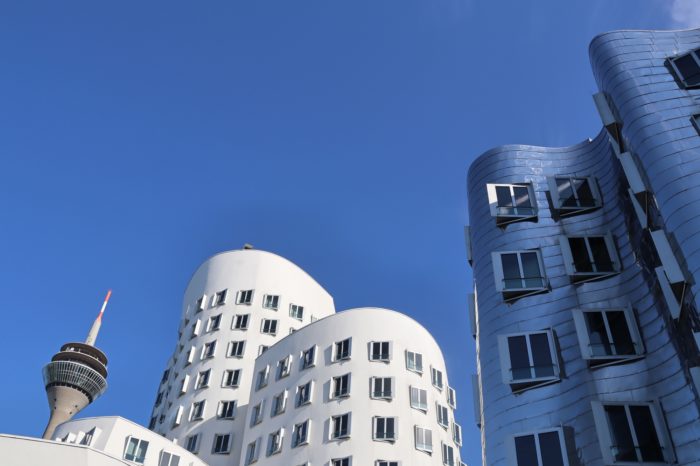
top-left (150, 248), bottom-right (335, 466)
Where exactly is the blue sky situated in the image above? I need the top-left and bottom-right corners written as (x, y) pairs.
top-left (0, 1), bottom-right (692, 464)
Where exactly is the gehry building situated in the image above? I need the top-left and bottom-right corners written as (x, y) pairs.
top-left (465, 28), bottom-right (700, 465)
top-left (0, 248), bottom-right (464, 466)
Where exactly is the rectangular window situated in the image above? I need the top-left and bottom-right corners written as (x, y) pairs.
top-left (185, 434), bottom-right (200, 454)
top-left (548, 176), bottom-right (601, 215)
top-left (410, 386), bottom-right (428, 411)
top-left (442, 442), bottom-right (455, 466)
top-left (179, 375), bottom-right (189, 395)
top-left (271, 391), bottom-right (287, 416)
top-left (487, 182), bottom-right (537, 225)
top-left (190, 320), bottom-right (201, 339)
top-left (332, 373), bottom-right (351, 398)
top-left (172, 406), bottom-right (183, 427)
top-left (512, 428), bottom-right (569, 466)
top-left (431, 367), bottom-right (444, 390)
top-left (212, 433), bottom-right (231, 454)
top-left (233, 314), bottom-right (250, 330)
top-left (414, 426), bottom-right (433, 453)
top-left (124, 437), bottom-right (149, 464)
top-left (406, 351), bottom-right (423, 374)
top-left (154, 391), bottom-right (163, 407)
top-left (332, 458), bottom-right (350, 466)
top-left (267, 429), bottom-right (283, 456)
top-left (213, 289), bottom-right (228, 306)
top-left (376, 462), bottom-right (399, 466)
top-left (296, 381), bottom-right (313, 407)
top-left (591, 401), bottom-right (674, 464)
top-left (186, 346), bottom-right (195, 365)
top-left (161, 369), bottom-right (170, 384)
top-left (453, 422), bottom-right (463, 446)
top-left (223, 369), bottom-right (241, 387)
top-left (245, 439), bottom-right (259, 465)
top-left (217, 401), bottom-right (236, 419)
top-left (373, 416), bottom-right (397, 442)
top-left (559, 234), bottom-right (620, 282)
top-left (237, 289), bottom-right (254, 305)
top-left (228, 340), bottom-right (246, 358)
top-left (202, 341), bottom-right (216, 359)
top-left (498, 330), bottom-right (560, 392)
top-left (195, 370), bottom-right (211, 389)
top-left (207, 314), bottom-right (222, 332)
top-left (446, 386), bottom-right (456, 409)
top-left (572, 307), bottom-right (643, 366)
top-left (369, 341), bottom-right (391, 362)
top-left (256, 366), bottom-right (269, 390)
top-left (331, 413), bottom-right (351, 439)
top-left (158, 451), bottom-right (180, 466)
top-left (261, 319), bottom-right (278, 335)
top-left (196, 296), bottom-right (206, 312)
top-left (335, 338), bottom-right (352, 361)
top-left (436, 403), bottom-right (449, 428)
top-left (259, 345), bottom-right (269, 355)
top-left (492, 250), bottom-right (548, 301)
top-left (290, 304), bottom-right (304, 320)
top-left (669, 48), bottom-right (700, 88)
top-left (263, 294), bottom-right (280, 310)
top-left (292, 420), bottom-right (309, 447)
top-left (277, 355), bottom-right (292, 379)
top-left (251, 401), bottom-right (265, 426)
top-left (190, 401), bottom-right (205, 420)
top-left (301, 345), bottom-right (316, 369)
top-left (371, 377), bottom-right (393, 400)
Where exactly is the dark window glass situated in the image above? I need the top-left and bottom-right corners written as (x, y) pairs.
top-left (514, 434), bottom-right (538, 466)
top-left (513, 186), bottom-right (533, 209)
top-left (556, 179), bottom-right (576, 207)
top-left (521, 252), bottom-right (543, 288)
top-left (539, 431), bottom-right (565, 466)
top-left (573, 179), bottom-right (595, 206)
top-left (589, 237), bottom-right (613, 272)
top-left (496, 186), bottom-right (513, 209)
top-left (569, 237), bottom-right (592, 272)
top-left (674, 53), bottom-right (700, 85)
top-left (530, 333), bottom-right (555, 378)
top-left (508, 335), bottom-right (531, 380)
top-left (630, 406), bottom-right (663, 462)
top-left (586, 312), bottom-right (612, 356)
top-left (606, 311), bottom-right (635, 355)
top-left (501, 253), bottom-right (522, 289)
top-left (606, 405), bottom-right (636, 462)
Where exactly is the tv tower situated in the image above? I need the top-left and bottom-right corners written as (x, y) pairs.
top-left (41, 291), bottom-right (112, 439)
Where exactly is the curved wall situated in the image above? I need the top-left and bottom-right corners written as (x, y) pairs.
top-left (239, 308), bottom-right (461, 466)
top-left (149, 249), bottom-right (335, 466)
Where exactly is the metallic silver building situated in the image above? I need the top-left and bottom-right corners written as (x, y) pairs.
top-left (466, 28), bottom-right (700, 465)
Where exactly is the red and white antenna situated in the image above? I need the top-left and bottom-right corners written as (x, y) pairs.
top-left (85, 290), bottom-right (112, 346)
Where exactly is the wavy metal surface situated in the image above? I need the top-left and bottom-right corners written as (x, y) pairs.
top-left (468, 27), bottom-right (700, 466)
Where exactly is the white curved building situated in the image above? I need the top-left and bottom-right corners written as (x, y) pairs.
top-left (149, 249), bottom-right (336, 466)
top-left (240, 307), bottom-right (463, 466)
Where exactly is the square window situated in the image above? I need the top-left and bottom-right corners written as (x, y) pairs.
top-left (332, 373), bottom-right (351, 398)
top-left (369, 341), bottom-right (391, 362)
top-left (207, 314), bottom-right (222, 332)
top-left (406, 351), bottom-right (423, 374)
top-left (263, 294), bottom-right (280, 310)
top-left (414, 426), bottom-right (433, 453)
top-left (212, 433), bottom-right (231, 454)
top-left (498, 330), bottom-right (560, 392)
top-left (124, 437), bottom-right (149, 464)
top-left (559, 233), bottom-right (620, 282)
top-left (271, 391), bottom-right (287, 416)
top-left (290, 304), bottom-right (304, 320)
top-left (256, 366), bottom-right (269, 390)
top-left (487, 183), bottom-right (538, 226)
top-left (233, 314), bottom-right (250, 330)
top-left (330, 413), bottom-right (351, 439)
top-left (296, 381), bottom-right (313, 407)
top-left (228, 341), bottom-right (246, 358)
top-left (548, 176), bottom-right (602, 215)
top-left (301, 346), bottom-right (316, 369)
top-left (436, 403), bottom-right (449, 428)
top-left (261, 319), bottom-right (278, 335)
top-left (195, 370), bottom-right (211, 389)
top-left (669, 48), bottom-right (700, 88)
top-left (492, 250), bottom-right (548, 301)
top-left (572, 307), bottom-right (644, 366)
top-left (373, 416), bottom-right (397, 442)
top-left (213, 289), bottom-right (228, 306)
top-left (431, 367), bottom-right (444, 390)
top-left (334, 338), bottom-right (352, 361)
top-left (190, 401), bottom-right (205, 421)
top-left (267, 429), bottom-right (284, 456)
top-left (202, 341), bottom-right (217, 359)
top-left (277, 355), bottom-right (292, 379)
top-left (217, 401), bottom-right (236, 419)
top-left (237, 289), bottom-right (254, 305)
top-left (511, 428), bottom-right (569, 466)
top-left (292, 420), bottom-right (310, 447)
top-left (410, 386), bottom-right (428, 412)
top-left (223, 369), bottom-right (241, 388)
top-left (371, 377), bottom-right (393, 400)
top-left (185, 434), bottom-right (200, 454)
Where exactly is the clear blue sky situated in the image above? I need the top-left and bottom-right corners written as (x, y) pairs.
top-left (0, 1), bottom-right (691, 465)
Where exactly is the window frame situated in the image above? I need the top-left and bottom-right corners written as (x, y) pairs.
top-left (486, 182), bottom-right (538, 226)
top-left (370, 376), bottom-right (394, 400)
top-left (123, 436), bottom-right (150, 464)
top-left (256, 366), bottom-right (269, 390)
top-left (436, 402), bottom-right (450, 429)
top-left (410, 386), bottom-right (428, 412)
top-left (222, 369), bottom-right (241, 388)
top-left (190, 400), bottom-right (205, 421)
top-left (245, 438), bottom-right (259, 465)
top-left (301, 345), bottom-right (317, 369)
top-left (334, 337), bottom-right (352, 361)
top-left (271, 390), bottom-right (288, 416)
top-left (332, 373), bottom-right (351, 399)
top-left (213, 289), bottom-right (228, 306)
top-left (296, 381), bottom-right (313, 407)
top-left (260, 318), bottom-right (278, 336)
top-left (158, 451), bottom-right (181, 466)
top-left (446, 386), bottom-right (457, 409)
top-left (201, 341), bottom-right (217, 360)
top-left (441, 442), bottom-right (455, 466)
top-left (330, 413), bottom-right (351, 440)
top-left (492, 249), bottom-right (549, 301)
top-left (266, 428), bottom-right (284, 456)
top-left (263, 294), bottom-right (280, 310)
top-left (373, 416), bottom-right (397, 443)
top-left (668, 48), bottom-right (700, 89)
top-left (414, 426), bottom-right (433, 453)
top-left (431, 367), bottom-right (444, 391)
top-left (290, 303), bottom-right (304, 320)
top-left (251, 401), bottom-right (265, 426)
top-left (277, 355), bottom-right (292, 379)
top-left (207, 314), bottom-right (222, 332)
top-left (572, 306), bottom-right (644, 367)
top-left (292, 419), bottom-right (310, 447)
top-left (331, 458), bottom-right (351, 466)
top-left (559, 233), bottom-right (621, 282)
top-left (453, 422), bottom-right (463, 446)
top-left (236, 289), bottom-right (254, 305)
top-left (547, 175), bottom-right (602, 215)
top-left (217, 400), bottom-right (236, 420)
top-left (212, 433), bottom-right (232, 455)
top-left (509, 427), bottom-right (571, 466)
top-left (232, 313), bottom-right (250, 330)
top-left (369, 341), bottom-right (392, 362)
top-left (405, 350), bottom-right (423, 374)
top-left (195, 369), bottom-right (211, 389)
top-left (227, 340), bottom-right (246, 358)
top-left (185, 433), bottom-right (200, 454)
top-left (497, 330), bottom-right (561, 392)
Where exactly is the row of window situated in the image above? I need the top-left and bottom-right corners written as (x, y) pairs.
top-left (193, 289), bottom-right (306, 316)
top-left (185, 312), bottom-right (301, 341)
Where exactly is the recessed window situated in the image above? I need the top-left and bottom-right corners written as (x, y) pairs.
top-left (217, 400), bottom-right (236, 419)
top-left (431, 367), bottom-right (444, 390)
top-left (332, 373), bottom-right (351, 398)
top-left (487, 182), bottom-right (537, 226)
top-left (223, 369), bottom-right (241, 388)
top-left (161, 369), bottom-right (170, 384)
top-left (376, 462), bottom-right (399, 466)
top-left (290, 304), bottom-right (304, 320)
top-left (560, 234), bottom-right (620, 282)
top-left (296, 381), bottom-right (313, 407)
top-left (207, 314), bottom-right (222, 332)
top-left (271, 391), bottom-right (287, 416)
top-left (369, 341), bottom-right (391, 362)
top-left (334, 338), bottom-right (352, 361)
top-left (436, 403), bottom-right (449, 428)
top-left (124, 436), bottom-right (149, 464)
top-left (259, 345), bottom-right (269, 355)
top-left (154, 391), bottom-right (163, 407)
top-left (414, 426), bottom-right (433, 453)
top-left (261, 319), bottom-right (278, 335)
top-left (492, 250), bottom-right (548, 301)
top-left (256, 366), bottom-right (269, 390)
top-left (148, 417), bottom-right (157, 429)
top-left (373, 416), bottom-right (397, 442)
top-left (172, 406), bottom-right (183, 427)
top-left (227, 340), bottom-right (245, 358)
top-left (263, 294), bottom-right (280, 310)
top-left (277, 355), bottom-right (292, 379)
top-left (185, 434), bottom-right (200, 454)
top-left (233, 314), bottom-right (250, 330)
top-left (213, 289), bottom-right (228, 306)
top-left (202, 341), bottom-right (216, 359)
top-left (498, 330), bottom-right (560, 392)
top-left (548, 176), bottom-right (602, 215)
top-left (179, 375), bottom-right (190, 395)
top-left (572, 307), bottom-right (644, 366)
top-left (190, 320), bottom-right (201, 339)
top-left (267, 429), bottom-right (283, 456)
top-left (186, 346), bottom-right (195, 365)
top-left (245, 438), bottom-right (259, 465)
top-left (370, 377), bottom-right (393, 400)
top-left (453, 422), bottom-right (462, 446)
top-left (292, 420), bottom-right (310, 447)
top-left (158, 451), bottom-right (181, 466)
top-left (406, 350), bottom-right (423, 374)
top-left (441, 442), bottom-right (455, 466)
top-left (512, 428), bottom-right (569, 466)
top-left (446, 386), bottom-right (456, 409)
top-left (592, 401), bottom-right (674, 464)
top-left (237, 289), bottom-right (254, 305)
top-left (195, 296), bottom-right (206, 312)
top-left (212, 433), bottom-right (231, 454)
top-left (190, 400), bottom-right (205, 421)
top-left (410, 386), bottom-right (428, 412)
top-left (330, 413), bottom-right (351, 439)
top-left (301, 345), bottom-right (316, 369)
top-left (332, 458), bottom-right (351, 466)
top-left (251, 401), bottom-right (265, 426)
top-left (668, 48), bottom-right (700, 88)
top-left (195, 370), bottom-right (210, 389)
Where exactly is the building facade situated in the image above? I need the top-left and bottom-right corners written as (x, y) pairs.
top-left (466, 28), bottom-right (700, 465)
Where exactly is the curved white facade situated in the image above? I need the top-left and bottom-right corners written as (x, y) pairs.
top-left (150, 249), bottom-right (336, 466)
top-left (240, 308), bottom-right (463, 466)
